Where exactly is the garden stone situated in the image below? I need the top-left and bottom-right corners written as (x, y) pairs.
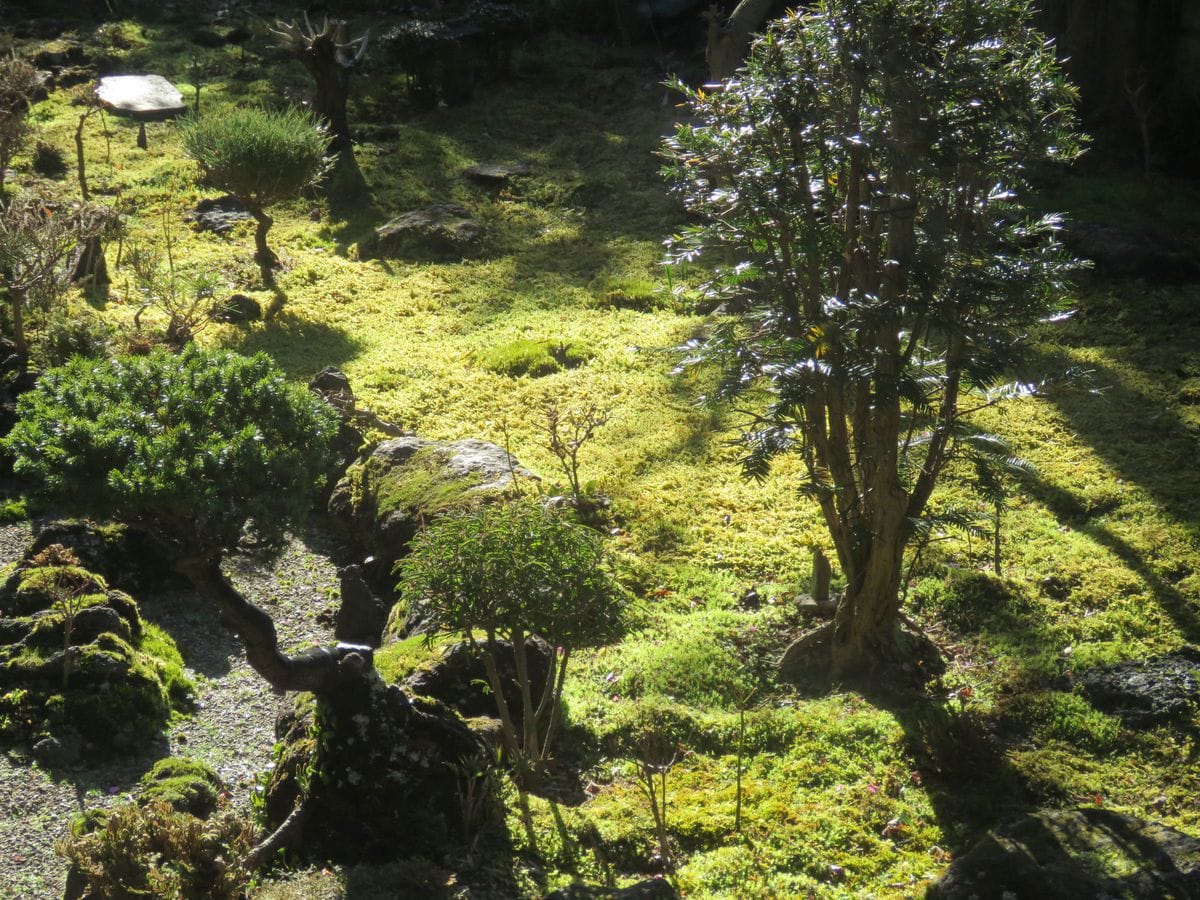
top-left (94, 74), bottom-right (186, 121)
top-left (1069, 646), bottom-right (1200, 727)
top-left (402, 637), bottom-right (553, 726)
top-left (360, 203), bottom-right (484, 261)
top-left (334, 564), bottom-right (388, 648)
top-left (188, 195), bottom-right (254, 234)
top-left (69, 605), bottom-right (131, 645)
top-left (211, 293), bottom-right (261, 323)
top-left (32, 732), bottom-right (81, 767)
top-left (310, 366), bottom-right (356, 415)
top-left (329, 436), bottom-right (536, 595)
top-left (464, 161), bottom-right (530, 185)
top-left (543, 879), bottom-right (678, 899)
top-left (926, 807), bottom-right (1200, 899)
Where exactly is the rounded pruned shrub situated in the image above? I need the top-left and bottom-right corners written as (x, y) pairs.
top-left (178, 106), bottom-right (329, 266)
top-left (3, 346), bottom-right (339, 558)
top-left (398, 500), bottom-right (622, 767)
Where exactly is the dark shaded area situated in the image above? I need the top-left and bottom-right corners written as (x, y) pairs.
top-left (1037, 0), bottom-right (1200, 170)
top-left (927, 807), bottom-right (1200, 899)
top-left (1070, 646), bottom-right (1200, 728)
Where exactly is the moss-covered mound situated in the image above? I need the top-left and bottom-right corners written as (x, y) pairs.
top-left (139, 757), bottom-right (225, 818)
top-left (0, 546), bottom-right (192, 759)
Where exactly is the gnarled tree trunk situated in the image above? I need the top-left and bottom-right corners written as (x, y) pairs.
top-left (176, 556), bottom-right (349, 693)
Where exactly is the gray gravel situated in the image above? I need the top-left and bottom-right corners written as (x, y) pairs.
top-left (0, 521), bottom-right (342, 900)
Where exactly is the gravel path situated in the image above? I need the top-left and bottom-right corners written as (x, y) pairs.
top-left (0, 521), bottom-right (343, 900)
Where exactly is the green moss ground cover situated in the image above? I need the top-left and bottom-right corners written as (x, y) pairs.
top-left (5, 11), bottom-right (1199, 897)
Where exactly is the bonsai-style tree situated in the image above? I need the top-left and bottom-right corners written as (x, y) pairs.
top-left (0, 54), bottom-right (40, 201)
top-left (0, 198), bottom-right (113, 359)
top-left (3, 347), bottom-right (342, 691)
top-left (179, 106), bottom-right (329, 270)
top-left (399, 500), bottom-right (621, 773)
top-left (665, 0), bottom-right (1083, 677)
top-left (5, 348), bottom-right (489, 866)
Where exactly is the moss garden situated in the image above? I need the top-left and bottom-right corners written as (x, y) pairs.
top-left (0, 0), bottom-right (1198, 898)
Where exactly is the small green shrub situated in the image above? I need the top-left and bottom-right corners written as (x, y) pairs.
top-left (0, 498), bottom-right (27, 523)
top-left (33, 310), bottom-right (114, 367)
top-left (399, 500), bottom-right (622, 768)
top-left (31, 141), bottom-right (68, 178)
top-left (481, 338), bottom-right (593, 377)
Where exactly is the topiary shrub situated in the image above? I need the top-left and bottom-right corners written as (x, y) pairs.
top-left (398, 499), bottom-right (622, 774)
top-left (179, 106), bottom-right (329, 269)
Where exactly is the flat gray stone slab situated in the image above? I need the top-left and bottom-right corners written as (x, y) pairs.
top-left (95, 75), bottom-right (186, 120)
top-left (464, 162), bottom-right (531, 185)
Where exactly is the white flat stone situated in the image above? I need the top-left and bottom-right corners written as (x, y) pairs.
top-left (95, 75), bottom-right (186, 120)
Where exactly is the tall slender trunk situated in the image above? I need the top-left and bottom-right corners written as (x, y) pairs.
top-left (7, 285), bottom-right (27, 359)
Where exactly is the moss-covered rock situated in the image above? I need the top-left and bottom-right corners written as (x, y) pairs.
top-left (0, 550), bottom-right (193, 760)
top-left (138, 757), bottom-right (224, 818)
top-left (927, 808), bottom-right (1200, 899)
top-left (329, 436), bottom-right (536, 598)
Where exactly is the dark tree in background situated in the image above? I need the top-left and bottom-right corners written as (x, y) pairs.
top-left (273, 16), bottom-right (368, 160)
top-left (665, 0), bottom-right (1083, 677)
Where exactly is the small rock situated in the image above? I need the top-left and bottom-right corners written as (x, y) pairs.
top-left (360, 203), bottom-right (484, 261)
top-left (210, 293), bottom-right (261, 323)
top-left (309, 367), bottom-right (356, 415)
top-left (464, 161), bottom-right (530, 185)
top-left (1075, 646), bottom-right (1200, 727)
top-left (188, 194), bottom-right (254, 234)
top-left (334, 565), bottom-right (388, 648)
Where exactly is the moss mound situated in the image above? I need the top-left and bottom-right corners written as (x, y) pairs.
top-left (139, 757), bottom-right (224, 818)
top-left (0, 551), bottom-right (192, 759)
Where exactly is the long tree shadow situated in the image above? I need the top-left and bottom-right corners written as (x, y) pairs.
top-left (1025, 338), bottom-right (1200, 643)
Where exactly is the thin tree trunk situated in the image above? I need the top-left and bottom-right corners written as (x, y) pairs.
top-left (480, 632), bottom-right (521, 762)
top-left (8, 286), bottom-right (27, 359)
top-left (511, 629), bottom-right (540, 763)
top-left (248, 207), bottom-right (277, 269)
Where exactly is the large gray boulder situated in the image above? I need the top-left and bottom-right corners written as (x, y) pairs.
top-left (927, 808), bottom-right (1200, 899)
top-left (329, 435), bottom-right (536, 592)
